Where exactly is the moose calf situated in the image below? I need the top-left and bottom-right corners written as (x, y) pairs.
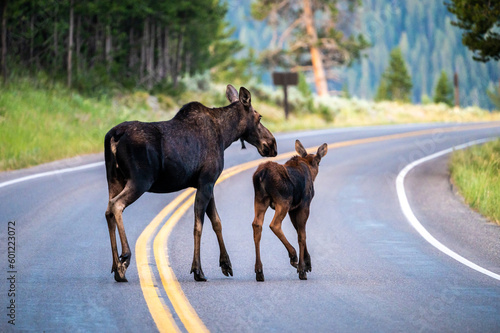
top-left (252, 140), bottom-right (328, 281)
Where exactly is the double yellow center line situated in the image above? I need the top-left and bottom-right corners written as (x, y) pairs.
top-left (135, 122), bottom-right (500, 332)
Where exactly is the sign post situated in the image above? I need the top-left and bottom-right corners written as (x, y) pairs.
top-left (272, 72), bottom-right (298, 119)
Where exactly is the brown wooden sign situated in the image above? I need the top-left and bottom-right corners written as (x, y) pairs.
top-left (272, 72), bottom-right (298, 119)
top-left (272, 72), bottom-right (298, 86)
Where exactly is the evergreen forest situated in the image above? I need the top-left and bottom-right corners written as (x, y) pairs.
top-left (227, 0), bottom-right (500, 109)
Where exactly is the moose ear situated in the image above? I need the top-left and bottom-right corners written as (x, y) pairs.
top-left (239, 87), bottom-right (251, 107)
top-left (295, 140), bottom-right (308, 158)
top-left (316, 143), bottom-right (328, 161)
top-left (226, 84), bottom-right (239, 103)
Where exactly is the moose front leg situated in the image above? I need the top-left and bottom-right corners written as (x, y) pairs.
top-left (206, 197), bottom-right (233, 277)
top-left (190, 184), bottom-right (213, 282)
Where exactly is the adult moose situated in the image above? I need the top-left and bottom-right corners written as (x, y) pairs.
top-left (252, 140), bottom-right (327, 281)
top-left (104, 85), bottom-right (277, 282)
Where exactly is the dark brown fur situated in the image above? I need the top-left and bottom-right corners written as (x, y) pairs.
top-left (252, 140), bottom-right (327, 281)
top-left (104, 85), bottom-right (277, 282)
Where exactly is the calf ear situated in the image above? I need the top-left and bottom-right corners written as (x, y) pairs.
top-left (316, 143), bottom-right (328, 161)
top-left (239, 87), bottom-right (252, 108)
top-left (226, 84), bottom-right (239, 103)
top-left (295, 140), bottom-right (308, 157)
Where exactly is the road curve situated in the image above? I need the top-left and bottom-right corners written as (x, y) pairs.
top-left (1, 122), bottom-right (500, 332)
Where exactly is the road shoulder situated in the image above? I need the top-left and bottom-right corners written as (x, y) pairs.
top-left (405, 154), bottom-right (500, 275)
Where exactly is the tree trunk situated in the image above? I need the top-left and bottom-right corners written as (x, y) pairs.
top-left (140, 18), bottom-right (148, 81)
top-left (1, 0), bottom-right (7, 83)
top-left (53, 7), bottom-right (58, 71)
top-left (454, 72), bottom-right (459, 108)
top-left (163, 26), bottom-right (171, 80)
top-left (156, 24), bottom-right (163, 81)
top-left (76, 15), bottom-right (81, 76)
top-left (172, 30), bottom-right (183, 87)
top-left (147, 20), bottom-right (155, 89)
top-left (29, 12), bottom-right (34, 68)
top-left (105, 24), bottom-right (112, 73)
top-left (67, 0), bottom-right (74, 88)
top-left (303, 0), bottom-right (328, 96)
top-left (128, 27), bottom-right (136, 71)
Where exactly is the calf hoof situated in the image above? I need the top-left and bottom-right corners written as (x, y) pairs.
top-left (256, 270), bottom-right (265, 282)
top-left (191, 268), bottom-right (207, 282)
top-left (298, 271), bottom-right (307, 280)
top-left (114, 263), bottom-right (128, 282)
top-left (305, 263), bottom-right (312, 273)
top-left (290, 255), bottom-right (298, 268)
top-left (220, 257), bottom-right (233, 277)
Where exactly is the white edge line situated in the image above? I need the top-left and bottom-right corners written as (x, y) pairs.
top-left (396, 137), bottom-right (500, 281)
top-left (0, 161), bottom-right (104, 189)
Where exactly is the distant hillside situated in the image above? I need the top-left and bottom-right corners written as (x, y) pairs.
top-left (226, 0), bottom-right (500, 110)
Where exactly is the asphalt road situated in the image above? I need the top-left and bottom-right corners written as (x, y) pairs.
top-left (1, 122), bottom-right (500, 332)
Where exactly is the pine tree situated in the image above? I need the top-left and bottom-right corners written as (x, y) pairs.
top-left (374, 78), bottom-right (388, 101)
top-left (433, 70), bottom-right (454, 106)
top-left (376, 47), bottom-right (413, 102)
top-left (251, 0), bottom-right (369, 96)
top-left (446, 0), bottom-right (500, 62)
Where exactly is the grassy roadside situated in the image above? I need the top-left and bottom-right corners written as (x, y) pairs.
top-left (1, 77), bottom-right (500, 172)
top-left (0, 78), bottom-right (172, 171)
top-left (450, 139), bottom-right (500, 225)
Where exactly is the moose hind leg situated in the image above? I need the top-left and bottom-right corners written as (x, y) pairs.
top-left (108, 181), bottom-right (149, 282)
top-left (206, 197), bottom-right (233, 277)
top-left (105, 207), bottom-right (120, 276)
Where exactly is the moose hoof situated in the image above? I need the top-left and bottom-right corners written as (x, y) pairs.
top-left (191, 268), bottom-right (207, 282)
top-left (114, 263), bottom-right (128, 282)
top-left (298, 271), bottom-right (307, 280)
top-left (256, 270), bottom-right (265, 282)
top-left (220, 261), bottom-right (233, 277)
top-left (220, 254), bottom-right (233, 277)
top-left (120, 253), bottom-right (131, 268)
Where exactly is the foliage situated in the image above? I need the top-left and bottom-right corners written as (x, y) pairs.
top-left (297, 72), bottom-right (313, 99)
top-left (445, 0), bottom-right (500, 62)
top-left (250, 0), bottom-right (369, 93)
top-left (433, 70), bottom-right (454, 106)
top-left (1, 0), bottom-right (240, 93)
top-left (375, 47), bottom-right (412, 102)
top-left (450, 139), bottom-right (500, 225)
top-left (226, 0), bottom-right (499, 108)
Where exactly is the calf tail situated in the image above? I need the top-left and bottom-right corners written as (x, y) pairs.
top-left (252, 166), bottom-right (268, 196)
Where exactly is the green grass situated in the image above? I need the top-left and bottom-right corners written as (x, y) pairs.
top-left (0, 78), bottom-right (167, 171)
top-left (450, 139), bottom-right (500, 225)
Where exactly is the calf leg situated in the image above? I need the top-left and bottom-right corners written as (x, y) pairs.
top-left (106, 180), bottom-right (149, 282)
top-left (190, 183), bottom-right (213, 282)
top-left (252, 198), bottom-right (269, 282)
top-left (206, 197), bottom-right (232, 277)
top-left (290, 209), bottom-right (311, 273)
top-left (269, 204), bottom-right (298, 268)
top-left (290, 207), bottom-right (309, 280)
